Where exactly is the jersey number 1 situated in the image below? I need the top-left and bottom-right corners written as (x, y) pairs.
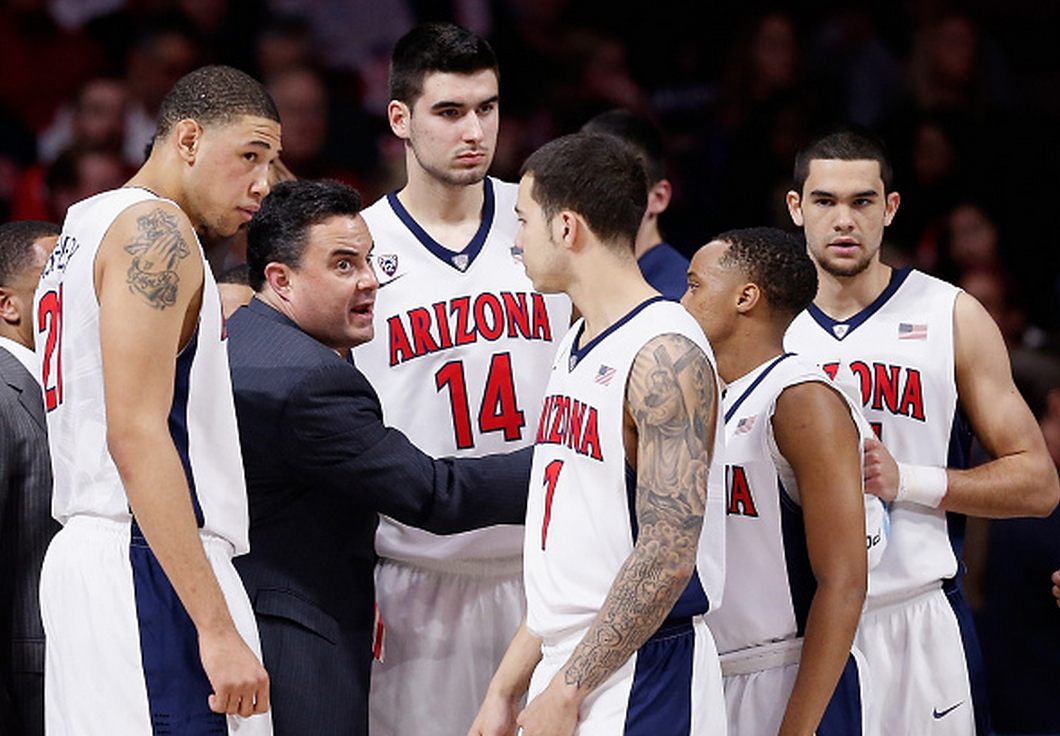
top-left (435, 352), bottom-right (525, 449)
top-left (540, 460), bottom-right (564, 550)
top-left (37, 285), bottom-right (63, 411)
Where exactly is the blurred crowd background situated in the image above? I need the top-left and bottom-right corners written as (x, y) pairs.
top-left (1, 0), bottom-right (1059, 732)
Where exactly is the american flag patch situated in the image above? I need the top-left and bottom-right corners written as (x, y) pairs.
top-left (595, 364), bottom-right (617, 385)
top-left (898, 322), bottom-right (928, 340)
top-left (735, 415), bottom-right (756, 434)
top-left (510, 245), bottom-right (523, 263)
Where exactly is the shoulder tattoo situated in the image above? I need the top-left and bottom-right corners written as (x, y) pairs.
top-left (123, 208), bottom-right (190, 309)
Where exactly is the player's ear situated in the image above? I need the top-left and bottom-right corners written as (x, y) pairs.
top-left (646, 179), bottom-right (672, 217)
top-left (388, 101), bottom-right (411, 140)
top-left (173, 119), bottom-right (202, 164)
top-left (884, 191), bottom-right (900, 226)
top-left (786, 190), bottom-right (804, 227)
top-left (0, 286), bottom-right (18, 325)
top-left (736, 282), bottom-right (760, 313)
top-left (556, 210), bottom-right (579, 250)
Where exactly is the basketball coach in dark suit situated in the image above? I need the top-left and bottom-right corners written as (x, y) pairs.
top-left (226, 180), bottom-right (531, 736)
top-left (0, 220), bottom-right (60, 736)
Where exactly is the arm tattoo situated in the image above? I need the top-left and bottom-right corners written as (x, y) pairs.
top-left (124, 209), bottom-right (190, 309)
top-left (563, 333), bottom-right (717, 692)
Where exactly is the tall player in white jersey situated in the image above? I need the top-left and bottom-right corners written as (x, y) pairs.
top-left (783, 125), bottom-right (1059, 736)
top-left (353, 23), bottom-right (571, 736)
top-left (683, 227), bottom-right (879, 736)
top-left (469, 132), bottom-right (725, 736)
top-left (33, 66), bottom-right (282, 735)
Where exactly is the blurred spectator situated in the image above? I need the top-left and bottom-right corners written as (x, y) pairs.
top-left (0, 0), bottom-right (106, 133)
top-left (36, 76), bottom-right (129, 165)
top-left (265, 65), bottom-right (365, 187)
top-left (973, 347), bottom-right (1060, 735)
top-left (254, 13), bottom-right (315, 80)
top-left (121, 19), bottom-right (204, 165)
top-left (9, 144), bottom-right (130, 223)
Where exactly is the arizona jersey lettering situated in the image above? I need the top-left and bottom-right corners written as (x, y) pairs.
top-left (524, 298), bottom-right (725, 643)
top-left (355, 178), bottom-right (571, 561)
top-left (785, 268), bottom-right (966, 599)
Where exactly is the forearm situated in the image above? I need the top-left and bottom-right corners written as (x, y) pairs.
top-left (779, 580), bottom-right (864, 736)
top-left (942, 452), bottom-right (1059, 518)
top-left (557, 540), bottom-right (694, 698)
top-left (488, 618), bottom-right (542, 703)
top-left (111, 427), bottom-right (237, 636)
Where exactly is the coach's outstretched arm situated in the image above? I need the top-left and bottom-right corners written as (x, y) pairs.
top-left (515, 334), bottom-right (716, 736)
top-left (864, 291), bottom-right (1060, 518)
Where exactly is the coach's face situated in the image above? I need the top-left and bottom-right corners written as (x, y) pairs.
top-left (272, 214), bottom-right (378, 354)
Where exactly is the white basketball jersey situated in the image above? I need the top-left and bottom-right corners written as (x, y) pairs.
top-left (523, 298), bottom-right (726, 643)
top-left (355, 177), bottom-right (571, 561)
top-left (706, 353), bottom-right (875, 654)
top-left (785, 268), bottom-right (965, 599)
top-left (34, 187), bottom-right (250, 552)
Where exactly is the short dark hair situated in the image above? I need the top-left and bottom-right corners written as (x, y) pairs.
top-left (0, 220), bottom-right (60, 286)
top-left (246, 179), bottom-right (363, 291)
top-left (520, 133), bottom-right (647, 252)
top-left (217, 263), bottom-right (251, 286)
top-left (793, 124), bottom-right (894, 195)
top-left (714, 226), bottom-right (817, 318)
top-left (580, 109), bottom-right (666, 184)
top-left (154, 65), bottom-right (279, 146)
top-left (389, 23), bottom-right (499, 105)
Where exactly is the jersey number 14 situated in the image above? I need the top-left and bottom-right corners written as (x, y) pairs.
top-left (435, 352), bottom-right (526, 449)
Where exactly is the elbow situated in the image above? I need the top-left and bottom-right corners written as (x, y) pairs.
top-left (1031, 462), bottom-right (1060, 518)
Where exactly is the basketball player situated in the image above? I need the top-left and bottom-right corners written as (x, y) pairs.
top-left (783, 125), bottom-right (1059, 735)
top-left (354, 23), bottom-right (571, 736)
top-left (469, 132), bottom-right (725, 736)
top-left (33, 65), bottom-right (281, 735)
top-left (683, 227), bottom-right (878, 736)
top-left (580, 109), bottom-right (688, 301)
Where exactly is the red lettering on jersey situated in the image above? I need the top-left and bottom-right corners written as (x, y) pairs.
top-left (726, 465), bottom-right (758, 517)
top-left (822, 362), bottom-right (840, 380)
top-left (388, 315), bottom-right (414, 366)
top-left (536, 396), bottom-right (553, 443)
top-left (849, 361), bottom-right (872, 405)
top-left (580, 407), bottom-right (603, 460)
top-left (547, 396), bottom-right (567, 445)
top-left (502, 291), bottom-right (531, 338)
top-left (531, 293), bottom-right (552, 341)
top-left (475, 293), bottom-right (504, 341)
top-left (899, 367), bottom-right (925, 420)
top-left (567, 400), bottom-right (585, 450)
top-left (452, 297), bottom-right (476, 346)
top-left (409, 307), bottom-right (439, 356)
top-left (433, 301), bottom-right (453, 349)
top-left (872, 363), bottom-right (901, 413)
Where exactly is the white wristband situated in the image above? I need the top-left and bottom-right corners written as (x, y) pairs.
top-left (895, 463), bottom-right (948, 508)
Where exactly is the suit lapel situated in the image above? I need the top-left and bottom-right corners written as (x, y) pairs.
top-left (0, 347), bottom-right (47, 434)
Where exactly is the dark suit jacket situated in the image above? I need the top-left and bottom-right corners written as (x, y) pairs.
top-left (0, 346), bottom-right (58, 736)
top-left (226, 298), bottom-right (530, 736)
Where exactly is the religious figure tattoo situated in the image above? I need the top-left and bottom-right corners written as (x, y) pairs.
top-left (124, 208), bottom-right (189, 309)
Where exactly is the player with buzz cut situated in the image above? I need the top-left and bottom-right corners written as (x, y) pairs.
top-left (683, 226), bottom-right (888, 736)
top-left (469, 132), bottom-right (726, 736)
top-left (353, 22), bottom-right (571, 736)
top-left (34, 65), bottom-right (281, 735)
top-left (783, 124), bottom-right (1059, 736)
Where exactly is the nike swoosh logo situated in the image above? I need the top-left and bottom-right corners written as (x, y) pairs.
top-left (377, 273), bottom-right (407, 289)
top-left (933, 702), bottom-right (963, 719)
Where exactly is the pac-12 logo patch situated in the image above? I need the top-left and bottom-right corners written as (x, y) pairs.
top-left (377, 254), bottom-right (399, 277)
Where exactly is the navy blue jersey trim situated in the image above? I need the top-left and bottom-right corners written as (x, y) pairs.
top-left (130, 527), bottom-right (224, 734)
top-left (169, 328), bottom-right (203, 527)
top-left (386, 177), bottom-right (495, 271)
top-left (724, 353), bottom-right (795, 424)
top-left (807, 267), bottom-right (913, 341)
top-left (779, 476), bottom-right (815, 637)
top-left (624, 619), bottom-right (694, 735)
top-left (568, 296), bottom-right (666, 371)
